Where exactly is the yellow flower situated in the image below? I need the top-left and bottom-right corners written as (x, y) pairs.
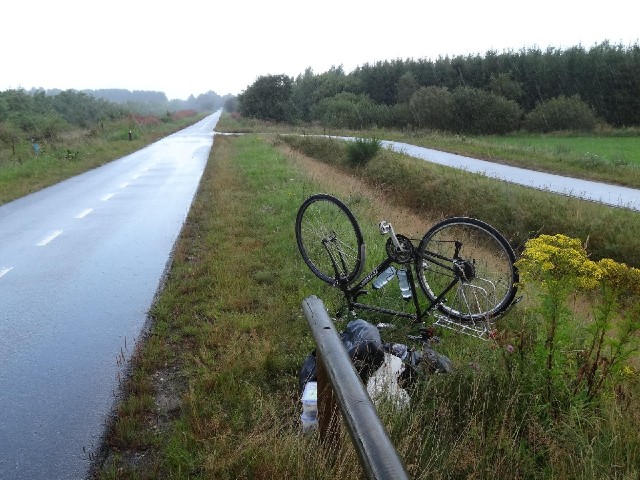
top-left (516, 234), bottom-right (600, 289)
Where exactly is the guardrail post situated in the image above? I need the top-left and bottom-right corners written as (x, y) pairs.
top-left (315, 348), bottom-right (341, 445)
top-left (302, 295), bottom-right (410, 480)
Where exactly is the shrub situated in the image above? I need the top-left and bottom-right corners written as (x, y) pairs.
top-left (346, 137), bottom-right (382, 166)
top-left (386, 102), bottom-right (414, 129)
top-left (523, 95), bottom-right (600, 133)
top-left (238, 74), bottom-right (294, 122)
top-left (451, 86), bottom-right (522, 134)
top-left (312, 92), bottom-right (379, 129)
top-left (409, 86), bottom-right (455, 131)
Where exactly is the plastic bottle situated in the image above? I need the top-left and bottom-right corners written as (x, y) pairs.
top-left (372, 266), bottom-right (396, 289)
top-left (397, 268), bottom-right (412, 300)
top-left (300, 381), bottom-right (318, 432)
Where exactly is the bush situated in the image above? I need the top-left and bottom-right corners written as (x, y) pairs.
top-left (451, 86), bottom-right (523, 134)
top-left (238, 74), bottom-right (294, 122)
top-left (386, 102), bottom-right (414, 129)
top-left (409, 86), bottom-right (455, 131)
top-left (346, 137), bottom-right (382, 165)
top-left (523, 95), bottom-right (600, 133)
top-left (312, 92), bottom-right (379, 129)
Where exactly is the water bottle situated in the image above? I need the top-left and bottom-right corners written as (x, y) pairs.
top-left (300, 381), bottom-right (318, 432)
top-left (372, 266), bottom-right (396, 289)
top-left (397, 268), bottom-right (412, 300)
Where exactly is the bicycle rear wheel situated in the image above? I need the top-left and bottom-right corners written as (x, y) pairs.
top-left (416, 217), bottom-right (518, 322)
top-left (295, 194), bottom-right (365, 286)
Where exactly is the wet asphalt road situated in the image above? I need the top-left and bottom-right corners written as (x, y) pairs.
top-left (0, 111), bottom-right (220, 480)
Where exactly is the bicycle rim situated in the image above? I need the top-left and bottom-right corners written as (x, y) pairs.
top-left (295, 194), bottom-right (365, 285)
top-left (416, 217), bottom-right (518, 322)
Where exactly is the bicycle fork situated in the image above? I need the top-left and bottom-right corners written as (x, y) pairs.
top-left (322, 234), bottom-right (350, 286)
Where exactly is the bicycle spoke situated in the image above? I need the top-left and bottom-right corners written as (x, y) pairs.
top-left (416, 218), bottom-right (518, 321)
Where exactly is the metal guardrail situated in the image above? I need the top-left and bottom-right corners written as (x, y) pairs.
top-left (302, 295), bottom-right (410, 480)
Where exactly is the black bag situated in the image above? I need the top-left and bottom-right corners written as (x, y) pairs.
top-left (298, 319), bottom-right (385, 392)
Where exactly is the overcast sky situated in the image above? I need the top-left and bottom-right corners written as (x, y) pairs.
top-left (2, 0), bottom-right (638, 100)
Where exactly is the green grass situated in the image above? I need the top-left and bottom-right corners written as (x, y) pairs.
top-left (94, 132), bottom-right (640, 479)
top-left (373, 130), bottom-right (640, 189)
top-left (215, 113), bottom-right (640, 189)
top-left (277, 133), bottom-right (640, 268)
top-left (481, 135), bottom-right (640, 166)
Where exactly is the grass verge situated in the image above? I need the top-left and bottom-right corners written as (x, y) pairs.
top-left (94, 134), bottom-right (365, 478)
top-left (94, 133), bottom-right (640, 479)
top-left (216, 114), bottom-right (640, 189)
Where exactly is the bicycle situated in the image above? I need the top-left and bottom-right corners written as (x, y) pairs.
top-left (295, 193), bottom-right (519, 339)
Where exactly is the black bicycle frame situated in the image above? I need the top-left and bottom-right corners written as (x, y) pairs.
top-left (326, 241), bottom-right (462, 323)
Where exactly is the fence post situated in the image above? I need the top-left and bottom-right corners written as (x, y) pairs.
top-left (315, 348), bottom-right (341, 445)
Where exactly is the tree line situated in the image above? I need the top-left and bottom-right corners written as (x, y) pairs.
top-left (0, 89), bottom-right (127, 143)
top-left (238, 41), bottom-right (640, 134)
top-left (84, 89), bottom-right (231, 115)
top-left (0, 87), bottom-right (231, 146)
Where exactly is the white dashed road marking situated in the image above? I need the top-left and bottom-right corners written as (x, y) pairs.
top-left (75, 208), bottom-right (93, 219)
top-left (101, 193), bottom-right (115, 201)
top-left (0, 267), bottom-right (13, 278)
top-left (37, 230), bottom-right (63, 246)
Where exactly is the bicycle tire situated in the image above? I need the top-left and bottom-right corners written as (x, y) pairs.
top-left (295, 194), bottom-right (365, 286)
top-left (415, 217), bottom-right (518, 322)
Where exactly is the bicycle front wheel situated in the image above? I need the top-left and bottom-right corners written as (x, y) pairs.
top-left (295, 194), bottom-right (365, 286)
top-left (416, 217), bottom-right (518, 322)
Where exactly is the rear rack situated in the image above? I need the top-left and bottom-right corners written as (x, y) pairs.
top-left (431, 313), bottom-right (494, 341)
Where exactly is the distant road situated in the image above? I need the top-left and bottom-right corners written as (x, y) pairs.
top-left (0, 111), bottom-right (220, 480)
top-left (320, 135), bottom-right (640, 211)
top-left (379, 140), bottom-right (640, 211)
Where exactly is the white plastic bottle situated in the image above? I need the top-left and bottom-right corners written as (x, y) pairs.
top-left (372, 266), bottom-right (397, 289)
top-left (300, 381), bottom-right (318, 432)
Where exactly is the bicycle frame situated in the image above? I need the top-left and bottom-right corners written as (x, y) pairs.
top-left (325, 239), bottom-right (463, 324)
top-left (299, 196), bottom-right (519, 341)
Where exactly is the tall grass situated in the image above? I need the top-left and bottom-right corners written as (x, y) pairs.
top-left (277, 134), bottom-right (640, 268)
top-left (95, 133), bottom-right (640, 479)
